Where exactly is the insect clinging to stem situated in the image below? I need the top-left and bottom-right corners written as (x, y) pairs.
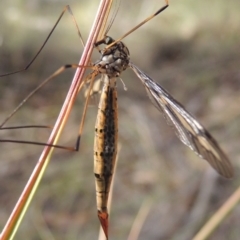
top-left (0, 0), bottom-right (233, 239)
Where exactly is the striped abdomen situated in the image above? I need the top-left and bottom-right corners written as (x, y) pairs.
top-left (94, 76), bottom-right (118, 214)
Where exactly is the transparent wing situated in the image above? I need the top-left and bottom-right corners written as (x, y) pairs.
top-left (130, 63), bottom-right (233, 178)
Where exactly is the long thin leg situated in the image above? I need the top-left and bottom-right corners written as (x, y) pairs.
top-left (75, 72), bottom-right (98, 151)
top-left (0, 64), bottom-right (96, 150)
top-left (0, 4), bottom-right (94, 149)
top-left (0, 1), bottom-right (111, 239)
top-left (0, 124), bottom-right (76, 150)
top-left (0, 5), bottom-right (84, 77)
top-left (106, 0), bottom-right (169, 49)
top-left (0, 64), bottom-right (84, 127)
top-left (0, 125), bottom-right (50, 130)
top-left (0, 139), bottom-right (75, 150)
top-left (0, 3), bottom-right (92, 127)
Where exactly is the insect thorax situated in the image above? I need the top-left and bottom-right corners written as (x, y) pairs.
top-left (94, 36), bottom-right (130, 78)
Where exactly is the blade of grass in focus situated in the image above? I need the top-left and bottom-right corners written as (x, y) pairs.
top-left (0, 1), bottom-right (113, 239)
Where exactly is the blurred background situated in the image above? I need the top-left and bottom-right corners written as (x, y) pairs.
top-left (0, 0), bottom-right (240, 239)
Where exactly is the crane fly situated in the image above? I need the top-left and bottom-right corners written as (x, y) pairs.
top-left (0, 0), bottom-right (233, 239)
top-left (90, 1), bottom-right (233, 236)
top-left (92, 35), bottom-right (234, 238)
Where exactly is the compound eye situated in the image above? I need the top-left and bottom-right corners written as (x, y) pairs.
top-left (105, 36), bottom-right (113, 45)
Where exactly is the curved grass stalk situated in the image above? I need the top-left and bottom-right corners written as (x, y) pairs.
top-left (0, 1), bottom-right (113, 239)
top-left (127, 199), bottom-right (153, 240)
top-left (193, 186), bottom-right (240, 240)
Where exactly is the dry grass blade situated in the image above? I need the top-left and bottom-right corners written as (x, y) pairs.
top-left (193, 185), bottom-right (240, 240)
top-left (127, 199), bottom-right (153, 240)
top-left (0, 1), bottom-right (113, 239)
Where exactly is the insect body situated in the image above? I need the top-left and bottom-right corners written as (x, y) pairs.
top-left (92, 35), bottom-right (233, 238)
top-left (93, 36), bottom-right (130, 238)
top-left (0, 32), bottom-right (233, 239)
top-left (96, 35), bottom-right (233, 180)
top-left (94, 76), bottom-right (118, 238)
top-left (0, 1), bottom-right (233, 239)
